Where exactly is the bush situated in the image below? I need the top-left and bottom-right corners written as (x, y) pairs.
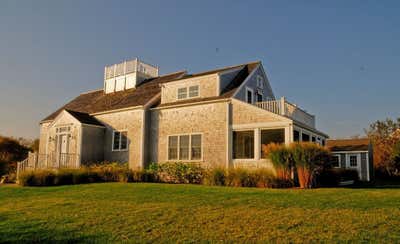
top-left (151, 162), bottom-right (204, 184)
top-left (318, 168), bottom-right (359, 186)
top-left (263, 143), bottom-right (293, 181)
top-left (18, 170), bottom-right (56, 186)
top-left (203, 168), bottom-right (226, 186)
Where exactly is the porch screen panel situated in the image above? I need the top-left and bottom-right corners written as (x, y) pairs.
top-left (179, 135), bottom-right (190, 160)
top-left (191, 134), bottom-right (202, 160)
top-left (233, 131), bottom-right (254, 159)
top-left (113, 132), bottom-right (121, 150)
top-left (261, 129), bottom-right (285, 158)
top-left (293, 130), bottom-right (300, 142)
top-left (168, 136), bottom-right (178, 160)
top-left (120, 132), bottom-right (128, 150)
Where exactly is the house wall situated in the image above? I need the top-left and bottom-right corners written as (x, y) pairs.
top-left (149, 101), bottom-right (228, 168)
top-left (234, 65), bottom-right (275, 102)
top-left (80, 125), bottom-right (105, 165)
top-left (38, 122), bottom-right (51, 155)
top-left (95, 109), bottom-right (144, 169)
top-left (332, 151), bottom-right (370, 181)
top-left (161, 74), bottom-right (219, 104)
top-left (46, 112), bottom-right (81, 157)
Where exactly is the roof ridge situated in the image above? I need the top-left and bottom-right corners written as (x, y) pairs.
top-left (189, 60), bottom-right (261, 76)
top-left (80, 89), bottom-right (103, 95)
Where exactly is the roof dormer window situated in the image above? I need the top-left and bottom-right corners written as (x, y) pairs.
top-left (177, 85), bottom-right (199, 100)
top-left (177, 87), bottom-right (187, 100)
top-left (188, 85), bottom-right (199, 98)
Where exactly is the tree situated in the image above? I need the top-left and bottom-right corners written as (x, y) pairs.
top-left (365, 118), bottom-right (400, 176)
top-left (0, 136), bottom-right (29, 175)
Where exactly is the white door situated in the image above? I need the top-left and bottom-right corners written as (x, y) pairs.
top-left (58, 134), bottom-right (69, 167)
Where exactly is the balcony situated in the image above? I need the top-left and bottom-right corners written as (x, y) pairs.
top-left (255, 97), bottom-right (316, 128)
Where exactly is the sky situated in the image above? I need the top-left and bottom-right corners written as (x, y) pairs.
top-left (0, 0), bottom-right (399, 139)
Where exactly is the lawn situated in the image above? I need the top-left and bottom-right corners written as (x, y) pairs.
top-left (1, 183), bottom-right (400, 243)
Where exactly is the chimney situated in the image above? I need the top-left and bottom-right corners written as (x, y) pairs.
top-left (104, 58), bottom-right (159, 94)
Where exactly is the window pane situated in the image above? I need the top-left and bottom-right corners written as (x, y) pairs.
top-left (332, 156), bottom-right (340, 167)
top-left (246, 90), bottom-right (252, 103)
top-left (191, 134), bottom-right (202, 160)
top-left (168, 136), bottom-right (178, 160)
top-left (312, 136), bottom-right (316, 142)
top-left (120, 131), bottom-right (128, 150)
top-left (302, 133), bottom-right (310, 142)
top-left (293, 130), bottom-right (300, 142)
top-left (179, 135), bottom-right (190, 160)
top-left (261, 129), bottom-right (285, 158)
top-left (233, 131), bottom-right (254, 159)
top-left (189, 86), bottom-right (199, 98)
top-left (257, 93), bottom-right (263, 102)
top-left (350, 156), bottom-right (357, 167)
top-left (177, 88), bottom-right (187, 99)
top-left (113, 131), bottom-right (121, 150)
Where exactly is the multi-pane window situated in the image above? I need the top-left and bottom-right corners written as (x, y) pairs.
top-left (349, 155), bottom-right (358, 167)
top-left (261, 129), bottom-right (285, 158)
top-left (168, 134), bottom-right (202, 161)
top-left (113, 131), bottom-right (128, 151)
top-left (179, 135), bottom-right (190, 160)
top-left (189, 85), bottom-right (199, 98)
top-left (233, 131), bottom-right (254, 159)
top-left (177, 87), bottom-right (187, 99)
top-left (168, 136), bottom-right (178, 160)
top-left (332, 155), bottom-right (340, 168)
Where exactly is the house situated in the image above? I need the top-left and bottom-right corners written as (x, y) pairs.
top-left (327, 138), bottom-right (373, 181)
top-left (20, 58), bottom-right (328, 173)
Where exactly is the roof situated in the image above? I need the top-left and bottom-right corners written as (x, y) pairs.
top-left (157, 62), bottom-right (260, 108)
top-left (327, 138), bottom-right (371, 152)
top-left (42, 71), bottom-right (186, 122)
top-left (42, 61), bottom-right (260, 122)
top-left (65, 110), bottom-right (104, 127)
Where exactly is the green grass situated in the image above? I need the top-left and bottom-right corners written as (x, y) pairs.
top-left (1, 183), bottom-right (400, 243)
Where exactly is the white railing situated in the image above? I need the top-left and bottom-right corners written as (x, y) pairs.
top-left (256, 97), bottom-right (316, 128)
top-left (17, 152), bottom-right (80, 178)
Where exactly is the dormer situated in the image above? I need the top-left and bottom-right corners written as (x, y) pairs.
top-left (104, 58), bottom-right (159, 94)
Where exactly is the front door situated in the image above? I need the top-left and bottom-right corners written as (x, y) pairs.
top-left (58, 134), bottom-right (69, 167)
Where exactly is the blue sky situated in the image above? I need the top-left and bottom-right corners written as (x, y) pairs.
top-left (0, 0), bottom-right (399, 139)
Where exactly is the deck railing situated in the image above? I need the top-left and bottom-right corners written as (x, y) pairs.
top-left (17, 152), bottom-right (79, 178)
top-left (255, 97), bottom-right (315, 128)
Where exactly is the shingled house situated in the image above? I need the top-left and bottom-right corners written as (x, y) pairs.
top-left (327, 138), bottom-right (373, 181)
top-left (22, 58), bottom-right (328, 171)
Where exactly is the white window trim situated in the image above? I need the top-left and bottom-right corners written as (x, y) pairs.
top-left (245, 87), bottom-right (254, 104)
top-left (177, 85), bottom-right (200, 100)
top-left (256, 75), bottom-right (264, 89)
top-left (167, 133), bottom-right (203, 162)
top-left (177, 87), bottom-right (188, 100)
top-left (188, 85), bottom-right (200, 98)
top-left (332, 154), bottom-right (341, 168)
top-left (112, 130), bottom-right (128, 152)
top-left (232, 129), bottom-right (256, 160)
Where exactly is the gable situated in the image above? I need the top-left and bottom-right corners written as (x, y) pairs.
top-left (233, 64), bottom-right (275, 102)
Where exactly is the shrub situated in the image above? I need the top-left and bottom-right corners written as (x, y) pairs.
top-left (152, 162), bottom-right (204, 184)
top-left (90, 162), bottom-right (129, 182)
top-left (18, 170), bottom-right (56, 186)
top-left (291, 142), bottom-right (330, 188)
top-left (263, 143), bottom-right (293, 180)
top-left (203, 168), bottom-right (226, 186)
top-left (318, 168), bottom-right (359, 186)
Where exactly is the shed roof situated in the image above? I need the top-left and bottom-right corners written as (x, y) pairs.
top-left (327, 138), bottom-right (371, 152)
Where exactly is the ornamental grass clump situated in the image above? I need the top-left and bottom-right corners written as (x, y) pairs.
top-left (291, 142), bottom-right (330, 188)
top-left (263, 143), bottom-right (294, 181)
top-left (203, 168), bottom-right (226, 186)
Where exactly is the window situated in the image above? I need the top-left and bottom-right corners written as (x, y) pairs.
top-left (293, 130), bottom-right (300, 142)
top-left (177, 87), bottom-right (187, 99)
top-left (246, 87), bottom-right (253, 104)
top-left (168, 136), bottom-right (178, 160)
top-left (112, 131), bottom-right (128, 151)
top-left (312, 136), bottom-right (316, 142)
top-left (302, 133), bottom-right (310, 142)
top-left (349, 155), bottom-right (358, 167)
top-left (191, 134), bottom-right (202, 160)
top-left (256, 75), bottom-right (264, 89)
top-left (332, 155), bottom-right (340, 168)
top-left (256, 92), bottom-right (263, 102)
top-left (233, 131), bottom-right (254, 159)
top-left (189, 85), bottom-right (199, 98)
top-left (261, 129), bottom-right (285, 158)
top-left (179, 135), bottom-right (190, 160)
top-left (168, 134), bottom-right (202, 161)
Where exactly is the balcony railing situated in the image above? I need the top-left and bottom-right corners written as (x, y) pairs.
top-left (256, 97), bottom-right (316, 128)
top-left (17, 152), bottom-right (80, 177)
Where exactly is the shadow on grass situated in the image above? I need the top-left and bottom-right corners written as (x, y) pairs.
top-left (0, 216), bottom-right (105, 243)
